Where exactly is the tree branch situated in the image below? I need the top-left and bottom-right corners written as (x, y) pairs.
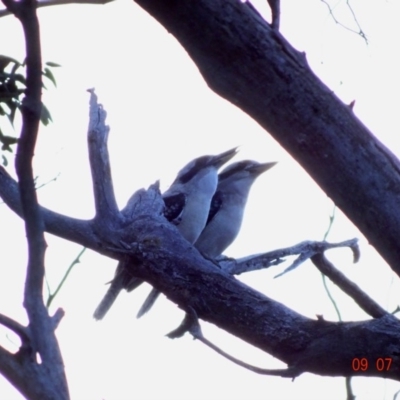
top-left (0, 0), bottom-right (115, 18)
top-left (0, 313), bottom-right (30, 344)
top-left (311, 253), bottom-right (387, 318)
top-left (87, 89), bottom-right (119, 231)
top-left (0, 346), bottom-right (33, 400)
top-left (123, 210), bottom-right (400, 380)
top-left (172, 309), bottom-right (301, 378)
top-left (132, 0), bottom-right (400, 280)
top-left (14, 0), bottom-right (46, 305)
top-left (0, 166), bottom-right (113, 256)
top-left (223, 239), bottom-right (359, 276)
top-left (1, 0), bottom-right (69, 398)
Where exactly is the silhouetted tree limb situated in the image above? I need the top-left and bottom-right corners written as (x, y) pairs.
top-left (0, 0), bottom-right (68, 398)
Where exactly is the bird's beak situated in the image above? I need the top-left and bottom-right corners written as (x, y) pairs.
top-left (211, 147), bottom-right (239, 169)
top-left (250, 161), bottom-right (277, 175)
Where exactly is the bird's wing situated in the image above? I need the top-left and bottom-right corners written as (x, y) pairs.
top-left (206, 190), bottom-right (223, 225)
top-left (163, 192), bottom-right (186, 222)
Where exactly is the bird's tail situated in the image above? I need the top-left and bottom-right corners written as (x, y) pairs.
top-left (137, 288), bottom-right (161, 318)
top-left (93, 259), bottom-right (142, 320)
top-left (93, 271), bottom-right (125, 320)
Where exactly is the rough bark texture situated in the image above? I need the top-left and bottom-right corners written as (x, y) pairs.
top-left (133, 0), bottom-right (400, 279)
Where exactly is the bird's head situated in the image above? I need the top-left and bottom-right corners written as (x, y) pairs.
top-left (219, 160), bottom-right (277, 184)
top-left (172, 147), bottom-right (239, 186)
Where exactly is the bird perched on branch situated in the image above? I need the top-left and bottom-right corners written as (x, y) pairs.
top-left (93, 147), bottom-right (238, 320)
top-left (136, 160), bottom-right (277, 318)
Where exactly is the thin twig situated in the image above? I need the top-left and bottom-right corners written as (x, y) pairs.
top-left (46, 247), bottom-right (87, 308)
top-left (321, 0), bottom-right (368, 44)
top-left (169, 309), bottom-right (301, 378)
top-left (0, 0), bottom-right (115, 18)
top-left (321, 205), bottom-right (343, 321)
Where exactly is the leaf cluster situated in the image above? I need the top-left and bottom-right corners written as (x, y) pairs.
top-left (0, 55), bottom-right (60, 165)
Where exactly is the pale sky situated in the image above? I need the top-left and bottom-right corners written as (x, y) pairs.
top-left (0, 0), bottom-right (399, 399)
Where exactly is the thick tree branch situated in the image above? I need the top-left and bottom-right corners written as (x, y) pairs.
top-left (1, 0), bottom-right (69, 398)
top-left (0, 166), bottom-right (107, 250)
top-left (133, 0), bottom-right (400, 280)
top-left (0, 313), bottom-right (30, 344)
top-left (87, 89), bottom-right (119, 230)
top-left (0, 346), bottom-right (33, 400)
top-left (311, 253), bottom-right (387, 319)
top-left (124, 209), bottom-right (400, 380)
top-left (15, 0), bottom-right (46, 305)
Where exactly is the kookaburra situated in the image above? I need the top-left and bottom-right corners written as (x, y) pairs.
top-left (136, 160), bottom-right (277, 318)
top-left (93, 147), bottom-right (238, 320)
